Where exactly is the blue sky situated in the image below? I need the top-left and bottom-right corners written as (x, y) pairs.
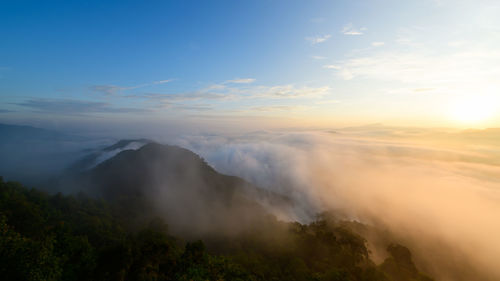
top-left (1, 0), bottom-right (499, 130)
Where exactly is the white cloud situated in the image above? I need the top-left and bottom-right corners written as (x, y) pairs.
top-left (225, 78), bottom-right (256, 84)
top-left (394, 27), bottom-right (423, 47)
top-left (323, 64), bottom-right (341, 70)
top-left (334, 49), bottom-right (500, 85)
top-left (250, 105), bottom-right (310, 112)
top-left (341, 23), bottom-right (366, 35)
top-left (153, 79), bottom-right (173, 84)
top-left (253, 85), bottom-right (330, 99)
top-left (305, 34), bottom-right (331, 44)
top-left (315, 99), bottom-right (340, 105)
top-left (91, 79), bottom-right (175, 95)
top-left (338, 69), bottom-right (355, 80)
top-left (88, 76), bottom-right (330, 116)
top-left (371, 41), bottom-right (385, 47)
top-left (413, 88), bottom-right (435, 92)
top-left (448, 41), bottom-right (466, 47)
top-left (90, 85), bottom-right (126, 95)
top-left (311, 55), bottom-right (327, 60)
top-left (205, 84), bottom-right (226, 90)
top-left (136, 92), bottom-right (230, 102)
top-left (15, 98), bottom-right (147, 114)
top-left (125, 82), bottom-right (330, 114)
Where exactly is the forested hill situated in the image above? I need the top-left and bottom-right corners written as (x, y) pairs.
top-left (0, 177), bottom-right (434, 281)
top-left (63, 142), bottom-right (295, 235)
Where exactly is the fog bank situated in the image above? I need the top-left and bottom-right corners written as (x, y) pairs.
top-left (170, 126), bottom-right (500, 281)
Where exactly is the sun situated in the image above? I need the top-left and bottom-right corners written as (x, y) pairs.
top-left (448, 96), bottom-right (498, 125)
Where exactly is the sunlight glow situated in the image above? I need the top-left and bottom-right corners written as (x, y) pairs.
top-left (448, 95), bottom-right (498, 124)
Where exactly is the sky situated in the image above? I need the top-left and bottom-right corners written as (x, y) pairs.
top-left (1, 0), bottom-right (500, 131)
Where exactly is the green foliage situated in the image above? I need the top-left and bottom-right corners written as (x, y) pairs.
top-left (0, 215), bottom-right (61, 281)
top-left (0, 177), bottom-right (432, 281)
top-left (379, 244), bottom-right (434, 281)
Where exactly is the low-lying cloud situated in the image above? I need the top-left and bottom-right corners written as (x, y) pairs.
top-left (170, 126), bottom-right (500, 281)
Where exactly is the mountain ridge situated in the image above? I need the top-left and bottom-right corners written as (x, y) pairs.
top-left (69, 141), bottom-right (294, 236)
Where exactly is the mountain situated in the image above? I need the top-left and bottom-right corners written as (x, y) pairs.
top-left (66, 138), bottom-right (153, 172)
top-left (0, 137), bottom-right (435, 281)
top-left (0, 123), bottom-right (93, 185)
top-left (0, 177), bottom-right (434, 281)
top-left (71, 142), bottom-right (293, 236)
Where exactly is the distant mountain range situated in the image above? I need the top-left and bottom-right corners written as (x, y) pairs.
top-left (0, 123), bottom-right (94, 185)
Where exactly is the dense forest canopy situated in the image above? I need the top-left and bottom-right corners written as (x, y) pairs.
top-left (0, 176), bottom-right (433, 281)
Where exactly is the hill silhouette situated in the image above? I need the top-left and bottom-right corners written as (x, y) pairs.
top-left (74, 142), bottom-right (293, 236)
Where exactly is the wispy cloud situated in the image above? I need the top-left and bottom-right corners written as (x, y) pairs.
top-left (394, 27), bottom-right (424, 47)
top-left (0, 109), bottom-right (14, 113)
top-left (91, 85), bottom-right (127, 95)
top-left (15, 98), bottom-right (147, 114)
top-left (130, 91), bottom-right (230, 102)
top-left (153, 79), bottom-right (174, 84)
top-left (314, 99), bottom-right (340, 105)
top-left (250, 105), bottom-right (310, 112)
top-left (341, 23), bottom-right (366, 35)
top-left (311, 55), bottom-right (327, 60)
top-left (413, 88), bottom-right (435, 92)
top-left (91, 79), bottom-right (175, 95)
top-left (225, 78), bottom-right (256, 84)
top-left (253, 85), bottom-right (330, 99)
top-left (162, 102), bottom-right (214, 112)
top-left (371, 41), bottom-right (385, 47)
top-left (134, 84), bottom-right (329, 102)
top-left (85, 78), bottom-right (330, 115)
top-left (334, 49), bottom-right (500, 84)
top-left (305, 34), bottom-right (331, 44)
top-left (323, 64), bottom-right (341, 70)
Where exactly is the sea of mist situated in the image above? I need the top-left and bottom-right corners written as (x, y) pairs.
top-left (169, 126), bottom-right (500, 281)
top-left (2, 122), bottom-right (499, 280)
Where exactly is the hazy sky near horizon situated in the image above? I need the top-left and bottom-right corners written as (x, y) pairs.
top-left (1, 0), bottom-right (499, 130)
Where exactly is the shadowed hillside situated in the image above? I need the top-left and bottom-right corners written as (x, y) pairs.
top-left (0, 177), bottom-right (433, 281)
top-left (70, 142), bottom-right (294, 236)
